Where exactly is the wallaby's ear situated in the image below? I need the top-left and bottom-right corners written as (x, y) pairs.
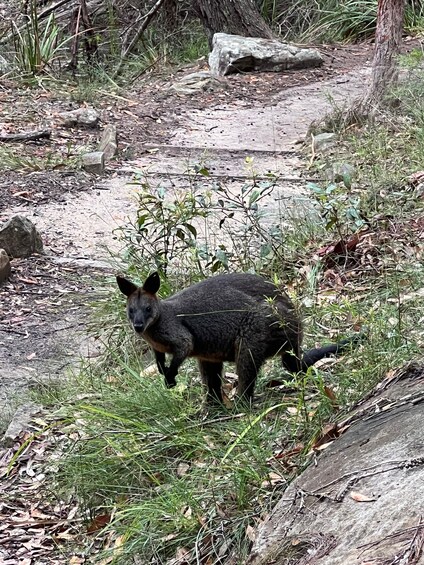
top-left (116, 276), bottom-right (138, 297)
top-left (143, 272), bottom-right (160, 295)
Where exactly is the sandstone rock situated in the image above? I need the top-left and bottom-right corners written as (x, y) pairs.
top-left (1, 402), bottom-right (42, 447)
top-left (0, 216), bottom-right (43, 258)
top-left (332, 162), bottom-right (355, 184)
top-left (59, 107), bottom-right (100, 128)
top-left (0, 248), bottom-right (11, 283)
top-left (82, 151), bottom-right (105, 174)
top-left (209, 33), bottom-right (323, 77)
top-left (98, 124), bottom-right (118, 161)
top-left (170, 71), bottom-right (226, 94)
top-left (313, 132), bottom-right (337, 153)
top-left (248, 365), bottom-right (424, 565)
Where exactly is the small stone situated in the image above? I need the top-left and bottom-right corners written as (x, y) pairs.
top-left (414, 182), bottom-right (424, 199)
top-left (82, 151), bottom-right (105, 174)
top-left (59, 107), bottom-right (100, 128)
top-left (1, 403), bottom-right (42, 447)
top-left (332, 163), bottom-right (355, 184)
top-left (98, 124), bottom-right (118, 161)
top-left (313, 132), bottom-right (337, 153)
top-left (0, 216), bottom-right (43, 258)
top-left (0, 248), bottom-right (11, 283)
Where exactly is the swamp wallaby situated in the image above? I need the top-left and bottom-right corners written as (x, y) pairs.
top-left (117, 272), bottom-right (357, 403)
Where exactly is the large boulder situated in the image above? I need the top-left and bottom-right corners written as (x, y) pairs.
top-left (0, 216), bottom-right (43, 258)
top-left (209, 33), bottom-right (323, 76)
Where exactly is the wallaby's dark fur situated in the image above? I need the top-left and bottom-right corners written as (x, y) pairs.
top-left (117, 272), bottom-right (355, 403)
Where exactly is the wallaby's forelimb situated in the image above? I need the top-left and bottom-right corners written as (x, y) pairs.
top-left (154, 350), bottom-right (176, 388)
top-left (164, 345), bottom-right (192, 388)
top-left (154, 351), bottom-right (166, 375)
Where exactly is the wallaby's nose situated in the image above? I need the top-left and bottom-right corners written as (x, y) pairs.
top-left (133, 324), bottom-right (144, 333)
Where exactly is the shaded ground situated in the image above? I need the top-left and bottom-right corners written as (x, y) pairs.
top-left (0, 255), bottom-right (105, 428)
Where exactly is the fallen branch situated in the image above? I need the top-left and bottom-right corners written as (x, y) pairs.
top-left (113, 0), bottom-right (167, 78)
top-left (0, 129), bottom-right (51, 142)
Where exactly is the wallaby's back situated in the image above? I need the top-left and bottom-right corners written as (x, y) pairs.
top-left (162, 273), bottom-right (301, 359)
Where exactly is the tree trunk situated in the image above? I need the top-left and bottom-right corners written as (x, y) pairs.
top-left (366, 0), bottom-right (406, 104)
top-left (192, 0), bottom-right (273, 48)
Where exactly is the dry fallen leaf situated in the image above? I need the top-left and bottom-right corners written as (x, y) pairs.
top-left (87, 513), bottom-right (112, 533)
top-left (175, 546), bottom-right (191, 561)
top-left (313, 440), bottom-right (334, 452)
top-left (350, 490), bottom-right (376, 502)
top-left (69, 557), bottom-right (85, 564)
top-left (181, 505), bottom-right (192, 519)
top-left (176, 462), bottom-right (190, 477)
top-left (261, 472), bottom-right (286, 488)
top-left (245, 524), bottom-right (256, 542)
top-left (312, 423), bottom-right (339, 450)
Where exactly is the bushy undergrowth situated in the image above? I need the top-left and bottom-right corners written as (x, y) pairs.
top-left (259, 0), bottom-right (424, 41)
top-left (37, 60), bottom-right (424, 563)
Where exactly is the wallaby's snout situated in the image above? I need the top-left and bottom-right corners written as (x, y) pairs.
top-left (132, 321), bottom-right (145, 334)
top-left (130, 302), bottom-right (155, 333)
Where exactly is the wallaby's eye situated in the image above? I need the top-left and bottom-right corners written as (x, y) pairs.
top-left (128, 307), bottom-right (135, 316)
top-left (145, 306), bottom-right (152, 314)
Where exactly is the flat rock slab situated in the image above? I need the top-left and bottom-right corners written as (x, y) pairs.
top-left (82, 151), bottom-right (105, 174)
top-left (170, 71), bottom-right (227, 94)
top-left (209, 33), bottom-right (323, 76)
top-left (59, 107), bottom-right (100, 128)
top-left (1, 402), bottom-right (42, 447)
top-left (248, 364), bottom-right (424, 565)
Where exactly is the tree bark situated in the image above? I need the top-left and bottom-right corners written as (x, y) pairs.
top-left (192, 0), bottom-right (273, 48)
top-left (366, 0), bottom-right (406, 104)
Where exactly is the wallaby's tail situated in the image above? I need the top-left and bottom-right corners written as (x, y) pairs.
top-left (300, 334), bottom-right (364, 372)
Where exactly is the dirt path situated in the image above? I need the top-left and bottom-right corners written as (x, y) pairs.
top-left (0, 60), bottom-right (371, 433)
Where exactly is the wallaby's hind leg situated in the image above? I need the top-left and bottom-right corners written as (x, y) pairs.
top-left (236, 347), bottom-right (265, 402)
top-left (198, 361), bottom-right (223, 403)
top-left (281, 350), bottom-right (302, 374)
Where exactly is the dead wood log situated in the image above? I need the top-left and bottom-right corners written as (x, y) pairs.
top-left (0, 129), bottom-right (51, 142)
